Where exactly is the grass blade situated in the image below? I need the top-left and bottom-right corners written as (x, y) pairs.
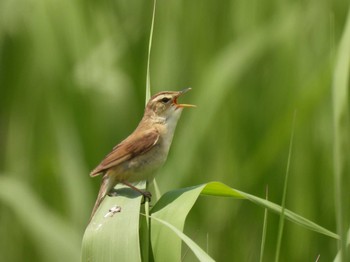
top-left (233, 188), bottom-right (339, 240)
top-left (275, 111), bottom-right (296, 262)
top-left (201, 182), bottom-right (338, 239)
top-left (259, 186), bottom-right (269, 262)
top-left (149, 215), bottom-right (215, 262)
top-left (332, 5), bottom-right (350, 261)
top-left (145, 0), bottom-right (157, 104)
top-left (142, 1), bottom-right (158, 260)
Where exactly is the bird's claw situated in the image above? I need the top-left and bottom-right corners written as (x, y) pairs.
top-left (141, 191), bottom-right (152, 204)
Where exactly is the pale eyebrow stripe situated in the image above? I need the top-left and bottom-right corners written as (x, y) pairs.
top-left (150, 94), bottom-right (172, 103)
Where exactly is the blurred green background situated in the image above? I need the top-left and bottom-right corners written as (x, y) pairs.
top-left (0, 0), bottom-right (349, 261)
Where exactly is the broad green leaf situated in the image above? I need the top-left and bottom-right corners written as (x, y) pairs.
top-left (151, 185), bottom-right (205, 261)
top-left (151, 182), bottom-right (338, 261)
top-left (82, 183), bottom-right (145, 262)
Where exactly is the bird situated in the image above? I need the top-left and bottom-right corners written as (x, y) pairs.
top-left (89, 88), bottom-right (195, 221)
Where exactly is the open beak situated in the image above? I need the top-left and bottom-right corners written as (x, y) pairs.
top-left (174, 88), bottom-right (196, 108)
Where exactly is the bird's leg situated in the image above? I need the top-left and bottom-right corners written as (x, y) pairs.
top-left (122, 181), bottom-right (152, 203)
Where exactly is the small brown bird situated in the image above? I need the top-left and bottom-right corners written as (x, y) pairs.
top-left (89, 88), bottom-right (195, 221)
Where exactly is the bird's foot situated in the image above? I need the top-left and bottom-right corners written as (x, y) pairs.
top-left (122, 182), bottom-right (152, 203)
top-left (141, 191), bottom-right (152, 204)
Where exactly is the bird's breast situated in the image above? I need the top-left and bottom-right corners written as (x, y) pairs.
top-left (115, 112), bottom-right (182, 183)
top-left (121, 143), bottom-right (167, 182)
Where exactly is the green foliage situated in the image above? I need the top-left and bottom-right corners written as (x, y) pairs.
top-left (82, 182), bottom-right (337, 261)
top-left (1, 0), bottom-right (350, 261)
top-left (82, 184), bottom-right (143, 262)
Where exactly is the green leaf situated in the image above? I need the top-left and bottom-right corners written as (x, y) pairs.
top-left (204, 182), bottom-right (339, 240)
top-left (149, 215), bottom-right (215, 262)
top-left (275, 112), bottom-right (296, 262)
top-left (145, 0), bottom-right (157, 104)
top-left (151, 185), bottom-right (205, 261)
top-left (259, 187), bottom-right (269, 262)
top-left (332, 5), bottom-right (350, 261)
top-left (82, 183), bottom-right (145, 262)
top-left (151, 182), bottom-right (339, 261)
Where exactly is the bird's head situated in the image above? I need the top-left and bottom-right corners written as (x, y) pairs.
top-left (146, 88), bottom-right (195, 120)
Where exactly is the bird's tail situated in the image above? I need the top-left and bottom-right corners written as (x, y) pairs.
top-left (89, 174), bottom-right (112, 223)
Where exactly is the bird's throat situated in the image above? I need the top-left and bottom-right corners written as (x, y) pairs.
top-left (161, 108), bottom-right (183, 150)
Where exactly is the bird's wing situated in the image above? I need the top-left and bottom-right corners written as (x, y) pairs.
top-left (90, 129), bottom-right (160, 177)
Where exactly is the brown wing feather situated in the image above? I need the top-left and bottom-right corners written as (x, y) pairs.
top-left (90, 129), bottom-right (159, 177)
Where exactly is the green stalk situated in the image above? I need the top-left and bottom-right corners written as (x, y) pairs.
top-left (143, 1), bottom-right (158, 260)
top-left (259, 186), bottom-right (269, 262)
top-left (145, 0), bottom-right (157, 104)
top-left (332, 6), bottom-right (350, 261)
top-left (275, 111), bottom-right (296, 262)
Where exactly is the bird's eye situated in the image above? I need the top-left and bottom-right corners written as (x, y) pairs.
top-left (161, 97), bottom-right (171, 103)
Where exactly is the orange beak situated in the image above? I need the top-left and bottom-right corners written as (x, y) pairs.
top-left (174, 88), bottom-right (196, 108)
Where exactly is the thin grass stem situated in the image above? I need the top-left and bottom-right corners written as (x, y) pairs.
top-left (275, 111), bottom-right (297, 262)
top-left (146, 0), bottom-right (157, 104)
top-left (259, 186), bottom-right (269, 262)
